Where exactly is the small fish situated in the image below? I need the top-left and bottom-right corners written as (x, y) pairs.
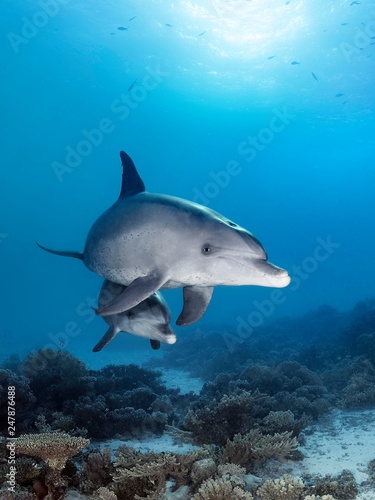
top-left (127, 79), bottom-right (137, 91)
top-left (311, 72), bottom-right (319, 81)
top-left (129, 16), bottom-right (137, 21)
top-left (285, 0), bottom-right (291, 4)
top-left (350, 1), bottom-right (360, 5)
top-left (335, 93), bottom-right (344, 97)
top-left (341, 23), bottom-right (349, 26)
top-left (342, 101), bottom-right (348, 105)
top-left (117, 26), bottom-right (128, 31)
top-left (267, 55), bottom-right (276, 60)
top-left (198, 30), bottom-right (206, 36)
top-left (291, 61), bottom-right (300, 65)
top-left (165, 23), bottom-right (173, 27)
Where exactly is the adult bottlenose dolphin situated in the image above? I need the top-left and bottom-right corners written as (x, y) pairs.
top-left (93, 280), bottom-right (176, 352)
top-left (37, 150), bottom-right (290, 325)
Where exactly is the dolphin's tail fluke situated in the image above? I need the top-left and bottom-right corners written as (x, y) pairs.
top-left (36, 242), bottom-right (84, 260)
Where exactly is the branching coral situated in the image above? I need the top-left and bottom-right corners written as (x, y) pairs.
top-left (93, 486), bottom-right (118, 500)
top-left (191, 460), bottom-right (253, 499)
top-left (221, 429), bottom-right (298, 467)
top-left (303, 496), bottom-right (336, 500)
top-left (304, 470), bottom-right (358, 499)
top-left (77, 447), bottom-right (114, 494)
top-left (112, 444), bottom-right (207, 498)
top-left (256, 474), bottom-right (304, 500)
top-left (183, 389), bottom-right (269, 446)
top-left (191, 477), bottom-right (253, 499)
top-left (340, 360), bottom-right (375, 409)
top-left (262, 410), bottom-right (311, 437)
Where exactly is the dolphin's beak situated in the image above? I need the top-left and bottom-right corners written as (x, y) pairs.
top-left (256, 259), bottom-right (291, 287)
top-left (157, 325), bottom-right (177, 344)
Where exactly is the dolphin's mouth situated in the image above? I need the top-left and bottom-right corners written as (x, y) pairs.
top-left (226, 256), bottom-right (291, 287)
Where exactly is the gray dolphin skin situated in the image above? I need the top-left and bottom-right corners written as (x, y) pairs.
top-left (37, 150), bottom-right (290, 325)
top-left (93, 280), bottom-right (176, 352)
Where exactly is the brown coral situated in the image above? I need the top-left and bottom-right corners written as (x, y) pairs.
top-left (256, 474), bottom-right (304, 500)
top-left (112, 445), bottom-right (207, 498)
top-left (191, 477), bottom-right (253, 499)
top-left (184, 389), bottom-right (269, 446)
top-left (16, 431), bottom-right (90, 470)
top-left (93, 486), bottom-right (118, 499)
top-left (78, 447), bottom-right (114, 494)
top-left (221, 429), bottom-right (298, 467)
top-left (304, 469), bottom-right (357, 499)
top-left (303, 496), bottom-right (336, 500)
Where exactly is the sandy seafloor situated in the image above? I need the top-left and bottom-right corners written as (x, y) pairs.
top-left (86, 359), bottom-right (375, 499)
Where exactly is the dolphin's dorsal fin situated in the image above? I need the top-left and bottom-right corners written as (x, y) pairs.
top-left (119, 151), bottom-right (145, 198)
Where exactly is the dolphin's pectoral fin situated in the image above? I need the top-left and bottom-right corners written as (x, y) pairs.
top-left (150, 340), bottom-right (161, 350)
top-left (95, 274), bottom-right (166, 317)
top-left (176, 286), bottom-right (214, 326)
top-left (92, 327), bottom-right (118, 352)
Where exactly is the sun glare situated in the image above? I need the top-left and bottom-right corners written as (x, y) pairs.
top-left (182, 0), bottom-right (306, 58)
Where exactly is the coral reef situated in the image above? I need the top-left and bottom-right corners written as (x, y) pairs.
top-left (0, 351), bottom-right (179, 439)
top-left (15, 431), bottom-right (89, 499)
top-left (191, 477), bottom-right (253, 499)
top-left (112, 445), bottom-right (207, 498)
top-left (221, 429), bottom-right (298, 467)
top-left (92, 486), bottom-right (118, 500)
top-left (303, 496), bottom-right (336, 500)
top-left (262, 410), bottom-right (311, 437)
top-left (191, 460), bottom-right (253, 499)
top-left (191, 458), bottom-right (217, 484)
top-left (304, 470), bottom-right (358, 499)
top-left (183, 389), bottom-right (269, 446)
top-left (16, 431), bottom-right (90, 470)
top-left (76, 448), bottom-right (114, 494)
top-left (256, 474), bottom-right (304, 500)
top-left (1, 298), bottom-right (375, 498)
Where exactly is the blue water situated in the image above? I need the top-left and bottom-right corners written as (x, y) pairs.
top-left (1, 0), bottom-right (374, 364)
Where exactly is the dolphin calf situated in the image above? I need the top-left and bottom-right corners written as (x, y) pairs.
top-left (93, 280), bottom-right (176, 352)
top-left (37, 150), bottom-right (290, 325)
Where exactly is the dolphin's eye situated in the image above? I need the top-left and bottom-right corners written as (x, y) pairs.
top-left (127, 311), bottom-right (135, 319)
top-left (202, 245), bottom-right (212, 255)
